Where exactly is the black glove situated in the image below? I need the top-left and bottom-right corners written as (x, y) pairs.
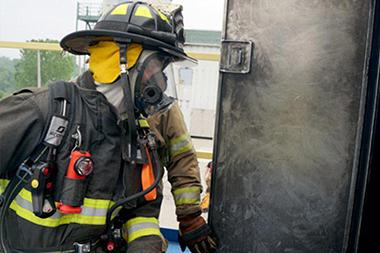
top-left (178, 215), bottom-right (218, 253)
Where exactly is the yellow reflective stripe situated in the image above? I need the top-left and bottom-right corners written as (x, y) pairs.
top-left (10, 199), bottom-right (110, 227)
top-left (128, 228), bottom-right (162, 243)
top-left (2, 182), bottom-right (112, 227)
top-left (173, 186), bottom-right (201, 195)
top-left (17, 187), bottom-right (113, 209)
top-left (1, 179), bottom-right (112, 207)
top-left (0, 179), bottom-right (9, 193)
top-left (125, 217), bottom-right (161, 243)
top-left (169, 133), bottom-right (193, 157)
top-left (135, 5), bottom-right (152, 18)
top-left (138, 119), bottom-right (150, 128)
top-left (126, 217), bottom-right (159, 227)
top-left (173, 186), bottom-right (201, 206)
top-left (171, 142), bottom-right (192, 157)
top-left (84, 198), bottom-right (114, 209)
top-left (18, 187), bottom-right (33, 201)
top-left (175, 197), bottom-right (200, 205)
top-left (111, 4), bottom-right (128, 15)
top-left (9, 200), bottom-right (107, 227)
top-left (169, 133), bottom-right (190, 145)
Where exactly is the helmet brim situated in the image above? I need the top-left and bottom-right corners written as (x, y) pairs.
top-left (60, 29), bottom-right (197, 65)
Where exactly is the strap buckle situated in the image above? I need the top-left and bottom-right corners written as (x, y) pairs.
top-left (16, 163), bottom-right (33, 183)
top-left (73, 242), bottom-right (91, 253)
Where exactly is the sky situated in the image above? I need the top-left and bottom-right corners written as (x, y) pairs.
top-left (0, 0), bottom-right (225, 58)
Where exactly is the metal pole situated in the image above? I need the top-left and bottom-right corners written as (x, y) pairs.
top-left (37, 50), bottom-right (41, 88)
top-left (76, 2), bottom-right (79, 31)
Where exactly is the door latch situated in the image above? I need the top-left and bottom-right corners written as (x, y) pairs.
top-left (220, 40), bottom-right (254, 74)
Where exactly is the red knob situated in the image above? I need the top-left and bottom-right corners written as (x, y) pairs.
top-left (43, 167), bottom-right (50, 176)
top-left (107, 241), bottom-right (115, 251)
top-left (46, 182), bottom-right (53, 190)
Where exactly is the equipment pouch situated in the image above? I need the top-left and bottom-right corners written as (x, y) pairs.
top-left (60, 177), bottom-right (87, 207)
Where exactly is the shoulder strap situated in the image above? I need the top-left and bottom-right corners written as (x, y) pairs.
top-left (24, 81), bottom-right (77, 165)
top-left (43, 82), bottom-right (77, 148)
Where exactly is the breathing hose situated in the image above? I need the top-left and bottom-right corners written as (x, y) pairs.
top-left (0, 172), bottom-right (30, 253)
top-left (105, 42), bottom-right (164, 241)
top-left (105, 143), bottom-right (163, 234)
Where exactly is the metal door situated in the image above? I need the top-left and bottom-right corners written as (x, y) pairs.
top-left (209, 1), bottom-right (377, 252)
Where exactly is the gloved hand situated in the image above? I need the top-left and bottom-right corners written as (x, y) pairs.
top-left (178, 215), bottom-right (218, 253)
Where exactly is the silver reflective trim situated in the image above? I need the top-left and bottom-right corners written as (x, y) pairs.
top-left (14, 195), bottom-right (108, 218)
top-left (171, 139), bottom-right (190, 151)
top-left (127, 222), bottom-right (160, 234)
top-left (174, 191), bottom-right (200, 202)
top-left (170, 136), bottom-right (191, 154)
top-left (14, 195), bottom-right (62, 219)
top-left (81, 206), bottom-right (108, 217)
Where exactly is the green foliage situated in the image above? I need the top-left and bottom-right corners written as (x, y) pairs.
top-left (0, 56), bottom-right (18, 97)
top-left (14, 39), bottom-right (76, 89)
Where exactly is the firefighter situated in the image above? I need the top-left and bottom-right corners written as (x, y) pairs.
top-left (0, 1), bottom-right (217, 253)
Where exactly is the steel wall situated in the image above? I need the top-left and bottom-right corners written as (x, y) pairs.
top-left (210, 0), bottom-right (375, 252)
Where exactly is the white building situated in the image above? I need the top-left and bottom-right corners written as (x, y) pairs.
top-left (176, 30), bottom-right (221, 140)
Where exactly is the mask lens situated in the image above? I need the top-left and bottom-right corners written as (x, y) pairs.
top-left (141, 57), bottom-right (168, 92)
top-left (135, 52), bottom-right (177, 115)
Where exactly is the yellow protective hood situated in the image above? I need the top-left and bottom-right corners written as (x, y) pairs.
top-left (88, 41), bottom-right (143, 84)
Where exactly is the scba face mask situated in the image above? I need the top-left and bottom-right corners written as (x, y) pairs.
top-left (89, 42), bottom-right (177, 116)
top-left (132, 50), bottom-right (177, 116)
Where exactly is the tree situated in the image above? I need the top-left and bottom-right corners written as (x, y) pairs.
top-left (0, 56), bottom-right (18, 98)
top-left (15, 39), bottom-right (76, 89)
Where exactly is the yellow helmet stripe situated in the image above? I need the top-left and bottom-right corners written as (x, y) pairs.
top-left (152, 7), bottom-right (169, 23)
top-left (135, 5), bottom-right (153, 18)
top-left (111, 4), bottom-right (129, 15)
